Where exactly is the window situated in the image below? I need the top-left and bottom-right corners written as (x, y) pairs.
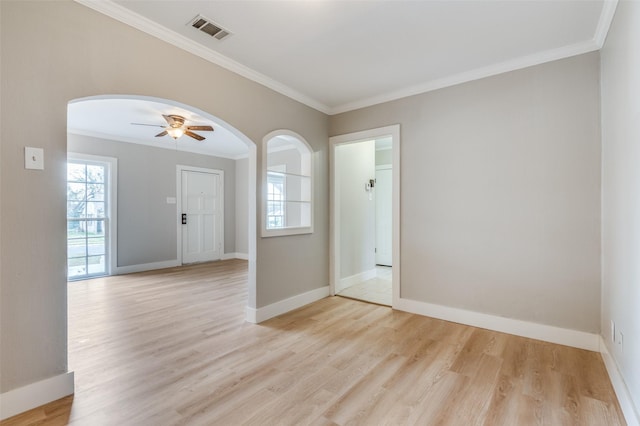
top-left (262, 130), bottom-right (313, 237)
top-left (67, 154), bottom-right (116, 279)
top-left (266, 165), bottom-right (286, 229)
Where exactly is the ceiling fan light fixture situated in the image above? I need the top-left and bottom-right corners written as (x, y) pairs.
top-left (167, 127), bottom-right (185, 139)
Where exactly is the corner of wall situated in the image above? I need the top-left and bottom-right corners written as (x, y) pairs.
top-left (0, 372), bottom-right (74, 421)
top-left (599, 337), bottom-right (640, 426)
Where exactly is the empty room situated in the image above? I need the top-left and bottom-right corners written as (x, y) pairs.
top-left (1, 1), bottom-right (638, 425)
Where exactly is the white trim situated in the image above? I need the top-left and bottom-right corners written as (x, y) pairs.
top-left (0, 372), bottom-right (74, 421)
top-left (337, 268), bottom-right (378, 294)
top-left (261, 130), bottom-right (314, 238)
top-left (222, 252), bottom-right (249, 260)
top-left (395, 297), bottom-right (600, 351)
top-left (600, 337), bottom-right (640, 426)
top-left (176, 165), bottom-right (225, 264)
top-left (67, 152), bottom-right (118, 278)
top-left (73, 1), bottom-right (616, 116)
top-left (594, 0), bottom-right (619, 47)
top-left (329, 40), bottom-right (600, 115)
top-left (245, 285), bottom-right (330, 324)
top-left (330, 125), bottom-right (401, 307)
top-left (114, 259), bottom-right (180, 275)
top-left (73, 0), bottom-right (330, 115)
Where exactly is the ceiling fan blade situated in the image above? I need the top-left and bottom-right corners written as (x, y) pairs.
top-left (162, 114), bottom-right (176, 126)
top-left (155, 131), bottom-right (168, 137)
top-left (186, 125), bottom-right (214, 131)
top-left (185, 130), bottom-right (205, 141)
top-left (131, 122), bottom-right (165, 127)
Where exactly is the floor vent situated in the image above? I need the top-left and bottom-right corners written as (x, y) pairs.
top-left (190, 15), bottom-right (231, 41)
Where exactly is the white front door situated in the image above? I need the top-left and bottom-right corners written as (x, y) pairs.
top-left (375, 167), bottom-right (392, 266)
top-left (181, 170), bottom-right (222, 264)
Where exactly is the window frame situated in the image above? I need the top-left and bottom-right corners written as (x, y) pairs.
top-left (261, 130), bottom-right (314, 237)
top-left (67, 153), bottom-right (118, 280)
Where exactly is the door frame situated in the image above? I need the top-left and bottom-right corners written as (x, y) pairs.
top-left (329, 124), bottom-right (401, 307)
top-left (176, 165), bottom-right (225, 265)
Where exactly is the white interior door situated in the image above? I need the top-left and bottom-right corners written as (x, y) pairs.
top-left (182, 170), bottom-right (222, 264)
top-left (375, 167), bottom-right (392, 266)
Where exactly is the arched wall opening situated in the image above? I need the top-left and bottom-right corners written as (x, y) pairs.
top-left (66, 94), bottom-right (257, 309)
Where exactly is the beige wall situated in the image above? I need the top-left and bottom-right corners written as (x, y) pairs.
top-left (331, 52), bottom-right (602, 333)
top-left (601, 0), bottom-right (640, 415)
top-left (68, 133), bottom-right (238, 265)
top-left (0, 0), bottom-right (328, 393)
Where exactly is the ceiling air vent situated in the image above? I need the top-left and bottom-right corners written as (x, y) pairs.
top-left (190, 15), bottom-right (231, 41)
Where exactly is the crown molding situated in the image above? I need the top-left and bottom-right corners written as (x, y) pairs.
top-left (76, 0), bottom-right (617, 117)
top-left (329, 38), bottom-right (600, 115)
top-left (594, 0), bottom-right (619, 47)
top-left (74, 0), bottom-right (331, 115)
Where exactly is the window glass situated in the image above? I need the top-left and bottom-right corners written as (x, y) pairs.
top-left (262, 132), bottom-right (313, 236)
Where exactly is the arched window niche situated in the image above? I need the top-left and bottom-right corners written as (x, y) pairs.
top-left (262, 130), bottom-right (314, 237)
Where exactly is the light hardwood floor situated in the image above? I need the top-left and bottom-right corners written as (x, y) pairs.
top-left (2, 260), bottom-right (625, 425)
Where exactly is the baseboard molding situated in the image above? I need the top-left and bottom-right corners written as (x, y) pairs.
top-left (0, 372), bottom-right (74, 420)
top-left (222, 252), bottom-right (249, 260)
top-left (115, 259), bottom-right (180, 275)
top-left (337, 268), bottom-right (378, 293)
top-left (600, 337), bottom-right (640, 426)
top-left (245, 285), bottom-right (330, 324)
top-left (395, 297), bottom-right (600, 351)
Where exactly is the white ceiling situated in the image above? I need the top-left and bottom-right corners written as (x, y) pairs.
top-left (78, 0), bottom-right (616, 115)
top-left (68, 97), bottom-right (249, 159)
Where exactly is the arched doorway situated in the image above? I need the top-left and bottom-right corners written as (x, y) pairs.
top-left (67, 94), bottom-right (257, 311)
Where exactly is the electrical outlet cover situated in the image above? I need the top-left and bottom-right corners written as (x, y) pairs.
top-left (25, 147), bottom-right (44, 170)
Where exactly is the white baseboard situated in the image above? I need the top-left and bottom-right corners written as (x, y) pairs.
top-left (0, 371), bottom-right (74, 420)
top-left (337, 268), bottom-right (378, 293)
top-left (395, 297), bottom-right (600, 351)
top-left (222, 252), bottom-right (249, 260)
top-left (245, 285), bottom-right (330, 324)
top-left (114, 259), bottom-right (180, 275)
top-left (600, 337), bottom-right (640, 426)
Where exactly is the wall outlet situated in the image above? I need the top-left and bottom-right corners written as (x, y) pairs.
top-left (611, 320), bottom-right (616, 342)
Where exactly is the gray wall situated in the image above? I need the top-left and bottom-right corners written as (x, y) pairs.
top-left (601, 0), bottom-right (640, 415)
top-left (0, 0), bottom-right (328, 394)
top-left (235, 157), bottom-right (249, 255)
top-left (68, 134), bottom-right (237, 265)
top-left (336, 141), bottom-right (376, 280)
top-left (331, 52), bottom-right (602, 333)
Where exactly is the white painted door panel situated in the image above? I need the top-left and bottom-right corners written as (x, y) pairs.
top-left (375, 167), bottom-right (392, 266)
top-left (182, 170), bottom-right (222, 264)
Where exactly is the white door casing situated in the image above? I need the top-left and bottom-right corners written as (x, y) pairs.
top-left (375, 166), bottom-right (392, 266)
top-left (329, 124), bottom-right (400, 307)
top-left (180, 167), bottom-right (223, 264)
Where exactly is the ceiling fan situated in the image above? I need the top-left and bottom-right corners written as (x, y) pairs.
top-left (132, 114), bottom-right (214, 141)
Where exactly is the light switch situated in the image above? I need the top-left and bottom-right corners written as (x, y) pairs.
top-left (166, 197), bottom-right (177, 204)
top-left (25, 147), bottom-right (44, 170)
